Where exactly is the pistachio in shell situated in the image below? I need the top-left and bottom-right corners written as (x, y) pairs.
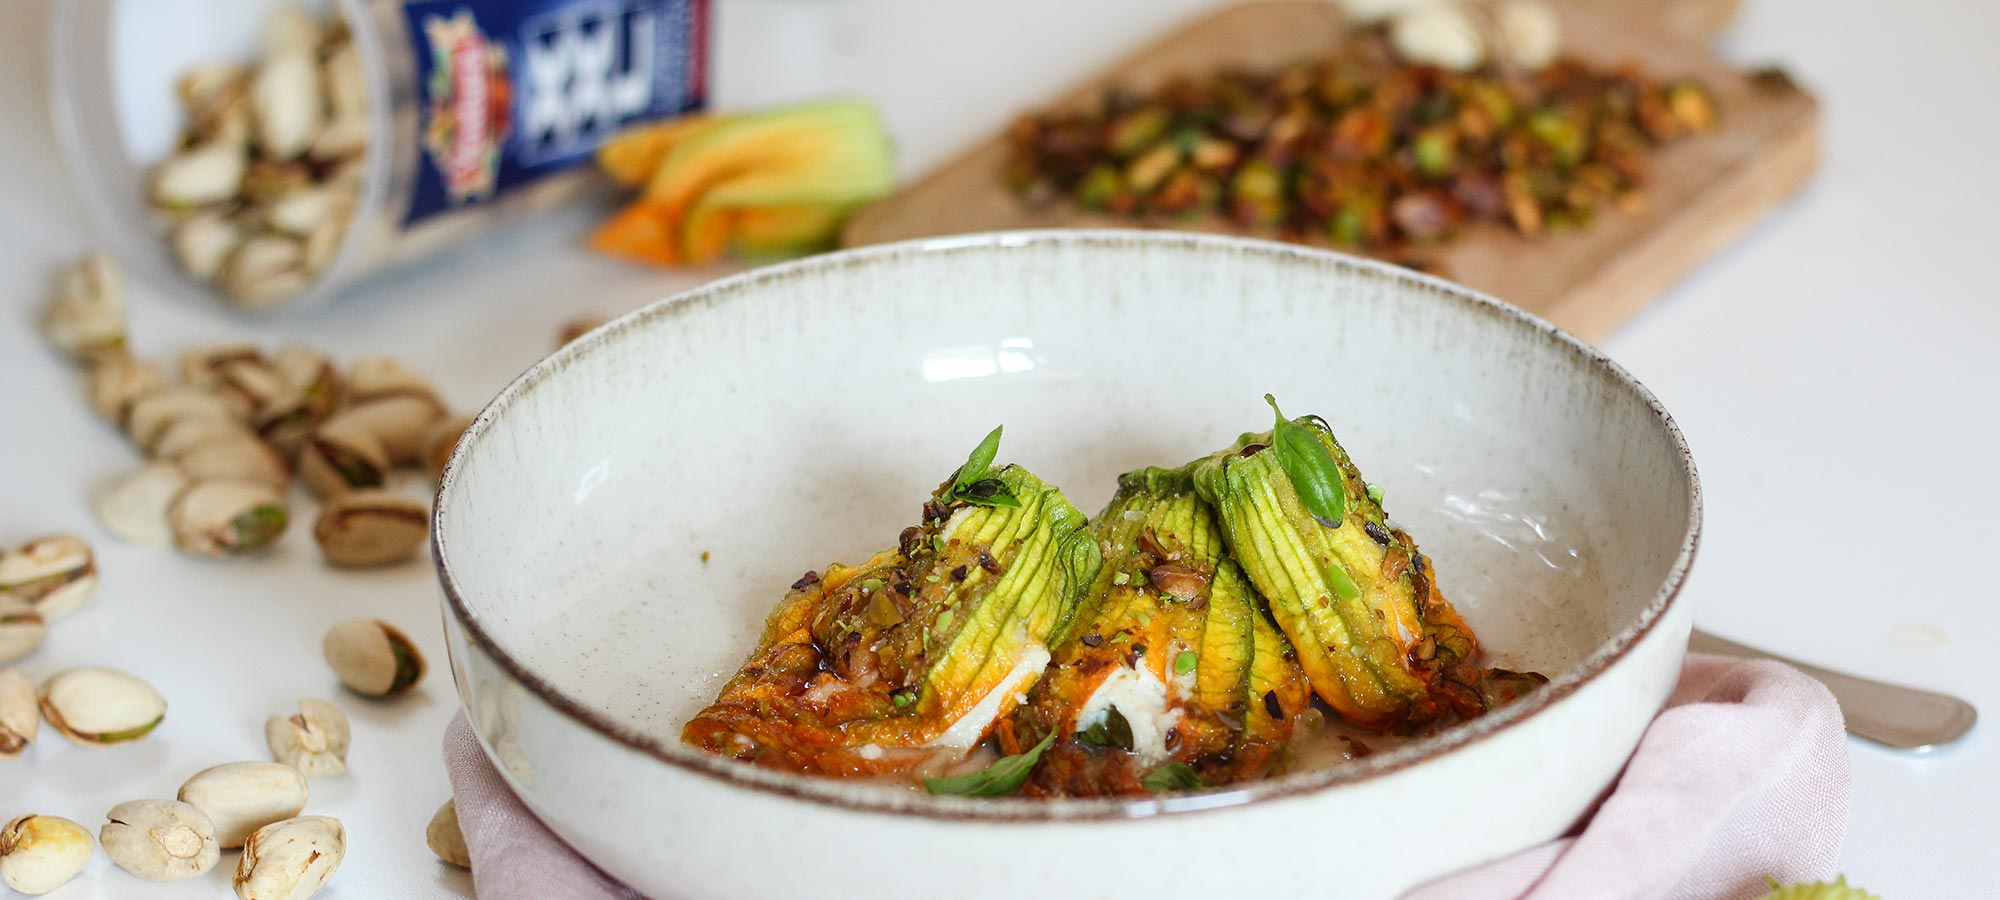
top-left (151, 415), bottom-right (256, 461)
top-left (325, 394), bottom-right (446, 467)
top-left (323, 618), bottom-right (426, 697)
top-left (270, 345), bottom-right (343, 418)
top-left (126, 388), bottom-right (242, 454)
top-left (100, 799), bottom-right (219, 882)
top-left (265, 698), bottom-right (350, 777)
top-left (234, 815), bottom-right (344, 900)
top-left (95, 463), bottom-right (192, 548)
top-left (172, 435), bottom-right (292, 491)
top-left (87, 355), bottom-right (170, 421)
top-left (421, 415), bottom-right (473, 478)
top-left (0, 668), bottom-right (38, 756)
top-left (168, 480), bottom-right (289, 556)
top-left (38, 667), bottom-right (166, 746)
top-left (314, 489), bottom-right (428, 568)
top-left (178, 762), bottom-right (310, 849)
top-left (0, 534), bottom-right (99, 620)
top-left (344, 355), bottom-right (441, 407)
top-left (0, 814), bottom-right (95, 895)
top-left (0, 598), bottom-right (47, 665)
top-left (173, 212), bottom-right (245, 281)
top-left (42, 252), bottom-right (126, 363)
top-left (298, 419), bottom-right (390, 498)
top-left (426, 801), bottom-right (470, 869)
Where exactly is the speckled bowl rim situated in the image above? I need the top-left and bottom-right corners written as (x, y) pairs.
top-left (433, 229), bottom-right (1703, 822)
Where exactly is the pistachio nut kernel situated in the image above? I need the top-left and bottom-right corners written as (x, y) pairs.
top-left (234, 815), bottom-right (345, 900)
top-left (314, 490), bottom-right (428, 568)
top-left (38, 667), bottom-right (167, 746)
top-left (173, 436), bottom-right (293, 491)
top-left (126, 388), bottom-right (242, 454)
top-left (0, 535), bottom-right (99, 620)
top-left (0, 814), bottom-right (95, 895)
top-left (87, 355), bottom-right (170, 421)
top-left (169, 480), bottom-right (289, 556)
top-left (426, 801), bottom-right (470, 869)
top-left (0, 668), bottom-right (38, 756)
top-left (42, 252), bottom-right (126, 363)
top-left (299, 421), bottom-right (390, 498)
top-left (178, 762), bottom-right (310, 848)
top-left (100, 799), bottom-right (220, 882)
top-left (95, 463), bottom-right (193, 548)
top-left (323, 618), bottom-right (426, 697)
top-left (422, 415), bottom-right (473, 478)
top-left (265, 698), bottom-right (350, 777)
top-left (323, 395), bottom-right (446, 466)
top-left (0, 598), bottom-right (48, 664)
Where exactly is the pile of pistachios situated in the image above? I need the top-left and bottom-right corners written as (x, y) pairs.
top-left (150, 4), bottom-right (368, 309)
top-left (42, 253), bottom-right (466, 571)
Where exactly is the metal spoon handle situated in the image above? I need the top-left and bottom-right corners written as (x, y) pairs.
top-left (1689, 629), bottom-right (1977, 752)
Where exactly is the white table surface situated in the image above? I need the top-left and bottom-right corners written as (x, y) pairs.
top-left (3, 0), bottom-right (1993, 897)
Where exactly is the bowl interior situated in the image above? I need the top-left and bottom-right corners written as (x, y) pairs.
top-left (437, 231), bottom-right (1695, 804)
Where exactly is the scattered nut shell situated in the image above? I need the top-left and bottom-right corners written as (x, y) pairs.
top-left (1391, 4), bottom-right (1486, 71)
top-left (152, 142), bottom-right (247, 208)
top-left (178, 762), bottom-right (310, 849)
top-left (250, 52), bottom-right (324, 160)
top-left (234, 815), bottom-right (344, 900)
top-left (422, 414), bottom-right (473, 477)
top-left (324, 395), bottom-right (446, 466)
top-left (315, 490), bottom-right (428, 568)
top-left (38, 667), bottom-right (166, 746)
top-left (173, 436), bottom-right (292, 491)
top-left (0, 535), bottom-right (98, 620)
top-left (42, 253), bottom-right (126, 363)
top-left (100, 799), bottom-right (219, 882)
top-left (173, 212), bottom-right (244, 281)
top-left (0, 815), bottom-right (95, 895)
top-left (126, 388), bottom-right (242, 454)
top-left (265, 698), bottom-right (350, 777)
top-left (0, 598), bottom-right (48, 665)
top-left (169, 480), bottom-right (289, 556)
top-left (323, 618), bottom-right (426, 697)
top-left (299, 420), bottom-right (390, 498)
top-left (426, 801), bottom-right (470, 869)
top-left (95, 463), bottom-right (193, 548)
top-left (87, 355), bottom-right (170, 422)
top-left (0, 669), bottom-right (37, 756)
top-left (1496, 0), bottom-right (1560, 69)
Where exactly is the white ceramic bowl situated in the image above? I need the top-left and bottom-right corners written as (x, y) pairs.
top-left (434, 230), bottom-right (1700, 900)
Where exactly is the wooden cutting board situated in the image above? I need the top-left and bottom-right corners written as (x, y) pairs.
top-left (842, 0), bottom-right (1818, 342)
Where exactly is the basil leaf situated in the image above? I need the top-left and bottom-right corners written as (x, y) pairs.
top-left (958, 478), bottom-right (1021, 508)
top-left (1076, 706), bottom-right (1135, 751)
top-left (951, 425), bottom-right (1005, 495)
top-left (1141, 761), bottom-right (1205, 793)
top-left (1265, 394), bottom-right (1347, 528)
top-left (923, 731), bottom-right (1056, 797)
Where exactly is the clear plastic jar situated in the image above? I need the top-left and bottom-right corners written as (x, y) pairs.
top-left (50, 0), bottom-right (707, 313)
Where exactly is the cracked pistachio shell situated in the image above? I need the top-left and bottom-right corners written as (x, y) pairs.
top-left (100, 799), bottom-right (219, 882)
top-left (174, 212), bottom-right (245, 281)
top-left (95, 463), bottom-right (192, 548)
top-left (0, 598), bottom-right (47, 665)
top-left (299, 419), bottom-right (389, 498)
top-left (169, 480), bottom-right (289, 556)
top-left (323, 395), bottom-right (446, 466)
top-left (234, 815), bottom-right (344, 900)
top-left (314, 490), bottom-right (428, 568)
top-left (38, 667), bottom-right (166, 746)
top-left (178, 762), bottom-right (310, 849)
top-left (0, 815), bottom-right (95, 895)
top-left (151, 141), bottom-right (246, 209)
top-left (423, 415), bottom-right (474, 477)
top-left (152, 415), bottom-right (255, 461)
top-left (219, 235), bottom-right (312, 310)
top-left (271, 345), bottom-right (342, 409)
top-left (323, 618), bottom-right (426, 697)
top-left (265, 698), bottom-right (350, 777)
top-left (345, 356), bottom-right (442, 407)
top-left (180, 343), bottom-right (266, 389)
top-left (0, 535), bottom-right (98, 620)
top-left (86, 355), bottom-right (170, 421)
top-left (426, 801), bottom-right (470, 868)
top-left (0, 669), bottom-right (37, 756)
top-left (43, 253), bottom-right (126, 363)
top-left (173, 436), bottom-right (292, 491)
top-left (126, 388), bottom-right (242, 453)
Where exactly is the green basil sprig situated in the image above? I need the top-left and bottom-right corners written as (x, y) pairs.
top-left (948, 425), bottom-right (1020, 508)
top-left (1265, 395), bottom-right (1346, 528)
top-left (1076, 706), bottom-right (1136, 751)
top-left (923, 731), bottom-right (1056, 797)
top-left (1141, 761), bottom-right (1205, 793)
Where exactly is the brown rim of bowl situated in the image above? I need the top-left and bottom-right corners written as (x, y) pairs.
top-left (431, 228), bottom-right (1703, 823)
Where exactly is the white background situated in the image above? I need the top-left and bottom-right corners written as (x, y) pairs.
top-left (3, 0), bottom-right (1994, 897)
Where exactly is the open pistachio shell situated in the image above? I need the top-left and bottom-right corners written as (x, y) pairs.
top-left (96, 463), bottom-right (193, 548)
top-left (0, 814), bottom-right (95, 895)
top-left (173, 436), bottom-right (292, 491)
top-left (169, 480), bottom-right (289, 556)
top-left (426, 801), bottom-right (470, 868)
top-left (100, 799), bottom-right (219, 882)
top-left (265, 698), bottom-right (350, 777)
top-left (87, 355), bottom-right (170, 421)
top-left (0, 535), bottom-right (99, 620)
top-left (0, 669), bottom-right (37, 756)
top-left (126, 388), bottom-right (242, 454)
top-left (38, 667), bottom-right (166, 746)
top-left (314, 490), bottom-right (428, 568)
top-left (0, 598), bottom-right (47, 665)
top-left (234, 815), bottom-right (344, 900)
top-left (179, 762), bottom-right (310, 849)
top-left (299, 420), bottom-right (389, 498)
top-left (42, 253), bottom-right (126, 363)
top-left (323, 618), bottom-right (426, 697)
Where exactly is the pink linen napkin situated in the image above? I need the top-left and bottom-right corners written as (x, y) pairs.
top-left (442, 652), bottom-right (1849, 900)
